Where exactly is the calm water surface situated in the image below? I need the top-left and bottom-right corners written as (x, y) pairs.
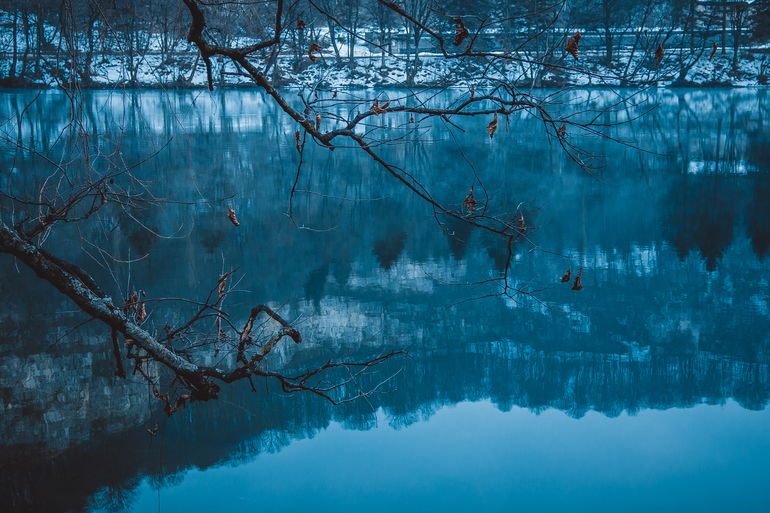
top-left (1, 88), bottom-right (769, 512)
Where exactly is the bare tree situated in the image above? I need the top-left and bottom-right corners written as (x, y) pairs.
top-left (0, 0), bottom-right (662, 416)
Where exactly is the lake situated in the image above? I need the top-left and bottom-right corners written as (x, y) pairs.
top-left (1, 88), bottom-right (770, 512)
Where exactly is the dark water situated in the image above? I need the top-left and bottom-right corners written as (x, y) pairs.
top-left (1, 88), bottom-right (770, 512)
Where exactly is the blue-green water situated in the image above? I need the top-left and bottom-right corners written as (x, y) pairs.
top-left (1, 88), bottom-right (770, 512)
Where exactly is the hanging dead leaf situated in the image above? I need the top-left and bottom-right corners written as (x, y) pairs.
top-left (518, 215), bottom-right (526, 234)
top-left (228, 206), bottom-right (240, 227)
top-left (463, 185), bottom-right (478, 214)
top-left (644, 28), bottom-right (648, 36)
top-left (572, 266), bottom-right (583, 291)
top-left (470, 84), bottom-right (475, 98)
top-left (557, 121), bottom-right (566, 140)
top-left (565, 31), bottom-right (580, 60)
top-left (295, 130), bottom-right (301, 152)
top-left (655, 43), bottom-right (664, 63)
top-left (316, 113), bottom-right (321, 130)
top-left (129, 290), bottom-right (138, 313)
top-left (487, 112), bottom-right (497, 139)
top-left (410, 113), bottom-right (415, 123)
top-left (136, 301), bottom-right (146, 322)
top-left (486, 112), bottom-right (498, 139)
top-left (146, 420), bottom-right (159, 437)
top-left (709, 40), bottom-right (717, 61)
top-left (217, 274), bottom-right (227, 299)
top-left (297, 19), bottom-right (306, 31)
top-left (333, 90), bottom-right (338, 98)
top-left (453, 19), bottom-right (469, 47)
top-left (560, 268), bottom-right (572, 283)
top-left (308, 42), bottom-right (322, 62)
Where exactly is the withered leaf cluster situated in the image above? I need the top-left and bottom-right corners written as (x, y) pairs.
top-left (295, 130), bottom-right (301, 152)
top-left (371, 99), bottom-right (391, 115)
top-left (297, 19), bottom-right (305, 31)
top-left (486, 112), bottom-right (498, 139)
top-left (565, 31), bottom-right (581, 60)
top-left (709, 41), bottom-right (718, 61)
top-left (228, 206), bottom-right (240, 226)
top-left (559, 266), bottom-right (583, 290)
top-left (454, 19), bottom-right (469, 47)
top-left (572, 266), bottom-right (583, 291)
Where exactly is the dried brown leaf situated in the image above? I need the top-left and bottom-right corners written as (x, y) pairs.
top-left (572, 266), bottom-right (583, 291)
top-left (518, 215), bottom-right (526, 234)
top-left (454, 19), bottom-right (469, 47)
top-left (557, 121), bottom-right (566, 140)
top-left (136, 301), bottom-right (146, 322)
top-left (297, 19), bottom-right (306, 31)
top-left (308, 42), bottom-right (322, 62)
top-left (228, 206), bottom-right (240, 227)
top-left (217, 274), bottom-right (227, 299)
top-left (295, 130), bottom-right (301, 152)
top-left (371, 99), bottom-right (390, 115)
top-left (655, 43), bottom-right (664, 63)
top-left (565, 32), bottom-right (580, 60)
top-left (463, 184), bottom-right (478, 214)
top-left (709, 41), bottom-right (717, 61)
top-left (316, 113), bottom-right (321, 130)
top-left (561, 269), bottom-right (571, 283)
top-left (486, 112), bottom-right (498, 139)
top-left (410, 113), bottom-right (415, 123)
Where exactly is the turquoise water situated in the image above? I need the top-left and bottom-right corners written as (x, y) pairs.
top-left (1, 88), bottom-right (770, 512)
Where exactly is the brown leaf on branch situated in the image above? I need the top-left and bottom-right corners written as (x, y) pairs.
top-left (136, 301), bottom-right (146, 322)
top-left (655, 43), bottom-right (664, 63)
top-left (463, 184), bottom-right (478, 214)
top-left (454, 19), bottom-right (469, 47)
top-left (217, 274), bottom-right (227, 299)
top-left (308, 42), bottom-right (322, 62)
top-left (486, 112), bottom-right (498, 139)
top-left (146, 419), bottom-right (158, 437)
top-left (557, 121), bottom-right (566, 140)
top-left (295, 130), bottom-right (301, 152)
top-left (410, 113), bottom-right (415, 123)
top-left (297, 19), bottom-right (306, 31)
top-left (129, 290), bottom-right (138, 313)
top-left (709, 41), bottom-right (717, 61)
top-left (371, 99), bottom-right (390, 115)
top-left (561, 268), bottom-right (572, 283)
top-left (518, 215), bottom-right (526, 234)
top-left (572, 266), bottom-right (583, 291)
top-left (565, 31), bottom-right (581, 60)
top-left (228, 206), bottom-right (240, 227)
top-left (316, 113), bottom-right (321, 130)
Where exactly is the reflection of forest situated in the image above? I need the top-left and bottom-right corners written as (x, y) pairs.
top-left (2, 89), bottom-right (770, 511)
top-left (2, 339), bottom-right (769, 512)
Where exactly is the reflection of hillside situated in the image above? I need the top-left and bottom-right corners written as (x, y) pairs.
top-left (2, 339), bottom-right (768, 512)
top-left (2, 88), bottom-right (770, 511)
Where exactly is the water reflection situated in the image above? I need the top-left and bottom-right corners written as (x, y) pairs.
top-left (1, 88), bottom-right (770, 511)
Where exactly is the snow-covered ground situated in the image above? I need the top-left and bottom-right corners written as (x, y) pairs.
top-left (1, 24), bottom-right (767, 89)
